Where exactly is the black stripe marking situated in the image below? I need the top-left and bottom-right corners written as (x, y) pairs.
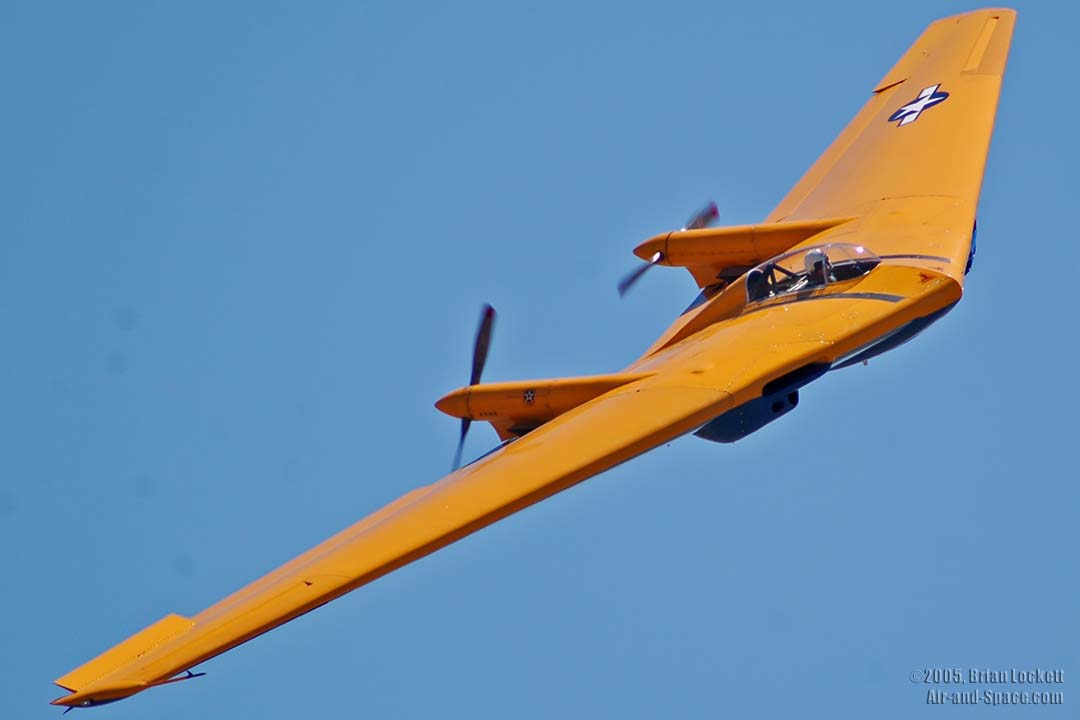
top-left (747, 291), bottom-right (904, 315)
top-left (879, 253), bottom-right (951, 263)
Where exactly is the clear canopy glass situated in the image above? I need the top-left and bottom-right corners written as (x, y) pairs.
top-left (745, 242), bottom-right (880, 303)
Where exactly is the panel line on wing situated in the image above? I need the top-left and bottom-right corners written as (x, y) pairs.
top-left (964, 16), bottom-right (999, 72)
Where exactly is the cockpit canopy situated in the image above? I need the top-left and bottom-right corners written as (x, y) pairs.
top-left (745, 242), bottom-right (880, 303)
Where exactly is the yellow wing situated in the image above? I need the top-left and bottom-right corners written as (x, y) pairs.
top-left (766, 8), bottom-right (1016, 284)
top-left (52, 262), bottom-right (960, 709)
top-left (52, 8), bottom-right (1013, 709)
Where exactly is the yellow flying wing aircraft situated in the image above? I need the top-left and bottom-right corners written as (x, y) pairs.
top-left (52, 8), bottom-right (1015, 709)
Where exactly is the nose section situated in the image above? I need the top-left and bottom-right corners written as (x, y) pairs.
top-left (435, 387), bottom-right (470, 418)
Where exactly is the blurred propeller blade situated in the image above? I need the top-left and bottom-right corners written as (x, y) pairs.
top-left (617, 251), bottom-right (663, 298)
top-left (469, 304), bottom-right (496, 386)
top-left (452, 417), bottom-right (472, 472)
top-left (683, 200), bottom-right (719, 230)
top-left (452, 304), bottom-right (496, 470)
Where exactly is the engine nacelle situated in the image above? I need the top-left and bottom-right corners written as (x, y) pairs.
top-left (435, 372), bottom-right (653, 440)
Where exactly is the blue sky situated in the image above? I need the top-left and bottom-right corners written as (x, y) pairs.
top-left (3, 1), bottom-right (1076, 717)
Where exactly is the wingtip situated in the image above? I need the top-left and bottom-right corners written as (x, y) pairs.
top-left (933, 6), bottom-right (1016, 26)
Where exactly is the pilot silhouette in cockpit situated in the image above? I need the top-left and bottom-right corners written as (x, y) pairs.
top-left (804, 249), bottom-right (831, 287)
top-left (746, 268), bottom-right (769, 302)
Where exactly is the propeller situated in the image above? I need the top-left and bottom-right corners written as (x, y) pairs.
top-left (617, 201), bottom-right (719, 297)
top-left (452, 303), bottom-right (496, 471)
top-left (617, 251), bottom-right (663, 297)
top-left (683, 200), bottom-right (720, 230)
